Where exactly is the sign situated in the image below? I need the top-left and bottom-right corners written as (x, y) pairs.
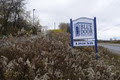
top-left (70, 17), bottom-right (98, 56)
top-left (73, 41), bottom-right (95, 46)
top-left (73, 18), bottom-right (95, 39)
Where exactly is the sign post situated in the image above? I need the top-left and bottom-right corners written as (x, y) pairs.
top-left (70, 17), bottom-right (98, 60)
top-left (70, 19), bottom-right (74, 48)
top-left (94, 17), bottom-right (98, 60)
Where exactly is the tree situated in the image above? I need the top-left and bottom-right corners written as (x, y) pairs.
top-left (59, 23), bottom-right (70, 33)
top-left (0, 0), bottom-right (42, 35)
top-left (0, 0), bottom-right (26, 35)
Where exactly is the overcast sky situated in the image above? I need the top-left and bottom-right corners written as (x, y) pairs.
top-left (26, 0), bottom-right (120, 40)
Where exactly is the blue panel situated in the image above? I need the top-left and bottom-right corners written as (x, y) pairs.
top-left (74, 22), bottom-right (93, 37)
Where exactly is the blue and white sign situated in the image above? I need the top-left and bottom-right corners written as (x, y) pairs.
top-left (70, 17), bottom-right (98, 53)
top-left (73, 18), bottom-right (95, 39)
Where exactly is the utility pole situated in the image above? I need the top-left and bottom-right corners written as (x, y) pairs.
top-left (33, 9), bottom-right (35, 27)
top-left (54, 22), bottom-right (56, 29)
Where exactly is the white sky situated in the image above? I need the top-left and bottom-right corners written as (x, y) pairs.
top-left (26, 0), bottom-right (120, 40)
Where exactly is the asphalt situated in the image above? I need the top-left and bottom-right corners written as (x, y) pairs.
top-left (99, 43), bottom-right (120, 54)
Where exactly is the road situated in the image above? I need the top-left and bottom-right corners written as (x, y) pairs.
top-left (99, 43), bottom-right (120, 54)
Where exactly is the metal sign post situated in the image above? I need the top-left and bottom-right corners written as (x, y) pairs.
top-left (94, 17), bottom-right (98, 60)
top-left (70, 19), bottom-right (74, 48)
top-left (70, 17), bottom-right (98, 60)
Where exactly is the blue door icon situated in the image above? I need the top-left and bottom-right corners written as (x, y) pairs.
top-left (75, 26), bottom-right (80, 37)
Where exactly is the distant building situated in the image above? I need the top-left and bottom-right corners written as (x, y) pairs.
top-left (41, 26), bottom-right (48, 35)
top-left (42, 26), bottom-right (48, 32)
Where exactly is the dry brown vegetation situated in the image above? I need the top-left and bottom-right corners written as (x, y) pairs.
top-left (0, 32), bottom-right (120, 80)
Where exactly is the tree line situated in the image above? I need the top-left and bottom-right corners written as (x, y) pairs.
top-left (0, 0), bottom-right (41, 35)
top-left (59, 23), bottom-right (70, 33)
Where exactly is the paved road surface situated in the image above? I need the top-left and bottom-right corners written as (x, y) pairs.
top-left (99, 43), bottom-right (120, 54)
